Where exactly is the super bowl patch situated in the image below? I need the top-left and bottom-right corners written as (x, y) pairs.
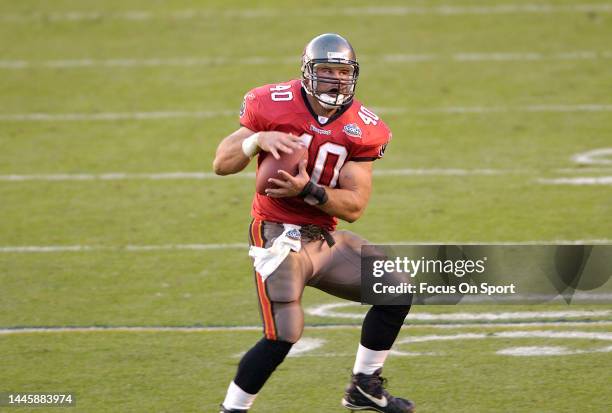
top-left (286, 229), bottom-right (301, 241)
top-left (343, 123), bottom-right (362, 138)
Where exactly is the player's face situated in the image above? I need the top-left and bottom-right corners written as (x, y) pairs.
top-left (314, 63), bottom-right (355, 96)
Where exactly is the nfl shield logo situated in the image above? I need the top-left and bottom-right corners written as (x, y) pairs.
top-left (343, 123), bottom-right (362, 138)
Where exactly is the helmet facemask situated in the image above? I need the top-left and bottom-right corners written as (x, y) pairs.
top-left (302, 59), bottom-right (359, 109)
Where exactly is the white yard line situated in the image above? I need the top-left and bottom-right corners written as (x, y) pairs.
top-left (538, 176), bottom-right (612, 185)
top-left (0, 110), bottom-right (234, 121)
top-left (1, 321), bottom-right (611, 335)
top-left (0, 172), bottom-right (243, 181)
top-left (1, 240), bottom-right (610, 253)
top-left (0, 243), bottom-right (247, 253)
top-left (1, 104), bottom-right (611, 122)
top-left (1, 51), bottom-right (611, 69)
top-left (557, 167), bottom-right (612, 173)
top-left (1, 4), bottom-right (611, 22)
top-left (386, 240), bottom-right (612, 245)
top-left (0, 56), bottom-right (294, 69)
top-left (307, 303), bottom-right (612, 320)
top-left (0, 169), bottom-right (516, 182)
top-left (397, 330), bottom-right (612, 343)
top-left (337, 4), bottom-right (612, 15)
top-left (571, 148), bottom-right (612, 165)
top-left (391, 331), bottom-right (612, 356)
top-left (375, 168), bottom-right (514, 176)
top-left (3, 168), bottom-right (612, 182)
top-left (393, 104), bottom-right (612, 114)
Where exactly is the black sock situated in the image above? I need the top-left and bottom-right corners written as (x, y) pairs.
top-left (361, 305), bottom-right (411, 351)
top-left (233, 338), bottom-right (293, 394)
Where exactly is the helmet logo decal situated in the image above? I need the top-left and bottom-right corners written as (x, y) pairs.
top-left (327, 51), bottom-right (346, 59)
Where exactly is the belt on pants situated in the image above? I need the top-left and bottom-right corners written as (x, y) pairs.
top-left (300, 224), bottom-right (336, 248)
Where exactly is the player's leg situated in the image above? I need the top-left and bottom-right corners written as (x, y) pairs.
top-left (305, 230), bottom-right (415, 412)
top-left (343, 304), bottom-right (414, 413)
top-left (220, 220), bottom-right (311, 412)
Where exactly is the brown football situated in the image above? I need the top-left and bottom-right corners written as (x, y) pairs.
top-left (255, 145), bottom-right (308, 195)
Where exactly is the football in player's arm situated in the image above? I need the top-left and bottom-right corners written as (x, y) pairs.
top-left (214, 128), bottom-right (372, 222)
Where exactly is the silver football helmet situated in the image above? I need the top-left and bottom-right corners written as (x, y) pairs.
top-left (301, 33), bottom-right (359, 109)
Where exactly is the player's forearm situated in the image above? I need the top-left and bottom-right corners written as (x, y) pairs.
top-left (213, 143), bottom-right (250, 175)
top-left (213, 130), bottom-right (255, 175)
top-left (315, 187), bottom-right (366, 223)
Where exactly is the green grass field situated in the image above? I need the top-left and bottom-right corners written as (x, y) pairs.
top-left (1, 1), bottom-right (611, 412)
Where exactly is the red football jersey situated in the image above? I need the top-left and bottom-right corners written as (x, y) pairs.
top-left (240, 79), bottom-right (391, 230)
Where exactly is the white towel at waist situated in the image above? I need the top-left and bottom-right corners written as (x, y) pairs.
top-left (248, 224), bottom-right (302, 281)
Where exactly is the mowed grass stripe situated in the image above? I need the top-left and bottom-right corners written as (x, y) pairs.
top-left (1, 51), bottom-right (611, 69)
top-left (2, 168), bottom-right (612, 182)
top-left (2, 320), bottom-right (612, 334)
top-left (1, 4), bottom-right (612, 22)
top-left (1, 239), bottom-right (611, 253)
top-left (1, 104), bottom-right (611, 122)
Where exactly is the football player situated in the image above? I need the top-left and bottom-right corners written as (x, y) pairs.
top-left (213, 33), bottom-right (415, 413)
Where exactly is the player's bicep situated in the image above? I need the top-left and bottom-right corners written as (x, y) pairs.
top-left (338, 161), bottom-right (373, 203)
top-left (213, 127), bottom-right (256, 175)
top-left (215, 126), bottom-right (255, 155)
top-left (226, 126), bottom-right (256, 145)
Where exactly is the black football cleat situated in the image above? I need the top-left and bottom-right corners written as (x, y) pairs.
top-left (342, 368), bottom-right (415, 413)
top-left (219, 405), bottom-right (247, 413)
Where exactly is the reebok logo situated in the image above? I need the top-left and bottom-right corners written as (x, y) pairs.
top-left (309, 124), bottom-right (331, 135)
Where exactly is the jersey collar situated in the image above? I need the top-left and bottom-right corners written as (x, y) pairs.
top-left (300, 86), bottom-right (353, 127)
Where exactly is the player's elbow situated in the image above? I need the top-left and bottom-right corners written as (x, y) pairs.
top-left (212, 154), bottom-right (238, 176)
top-left (344, 212), bottom-right (362, 223)
top-left (343, 214), bottom-right (358, 223)
top-left (212, 158), bottom-right (228, 176)
top-left (343, 205), bottom-right (366, 223)
top-left (213, 147), bottom-right (251, 175)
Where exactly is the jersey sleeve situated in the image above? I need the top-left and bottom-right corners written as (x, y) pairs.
top-left (349, 128), bottom-right (392, 162)
top-left (239, 89), bottom-right (267, 132)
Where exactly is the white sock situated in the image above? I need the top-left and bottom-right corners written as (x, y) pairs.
top-left (222, 381), bottom-right (257, 411)
top-left (352, 344), bottom-right (390, 375)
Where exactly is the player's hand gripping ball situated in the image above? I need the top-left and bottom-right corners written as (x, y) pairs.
top-left (256, 141), bottom-right (308, 195)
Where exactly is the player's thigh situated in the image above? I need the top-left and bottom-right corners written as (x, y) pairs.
top-left (264, 256), bottom-right (308, 343)
top-left (250, 220), bottom-right (312, 341)
top-left (251, 220), bottom-right (312, 302)
top-left (265, 250), bottom-right (311, 302)
top-left (306, 230), bottom-right (367, 302)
